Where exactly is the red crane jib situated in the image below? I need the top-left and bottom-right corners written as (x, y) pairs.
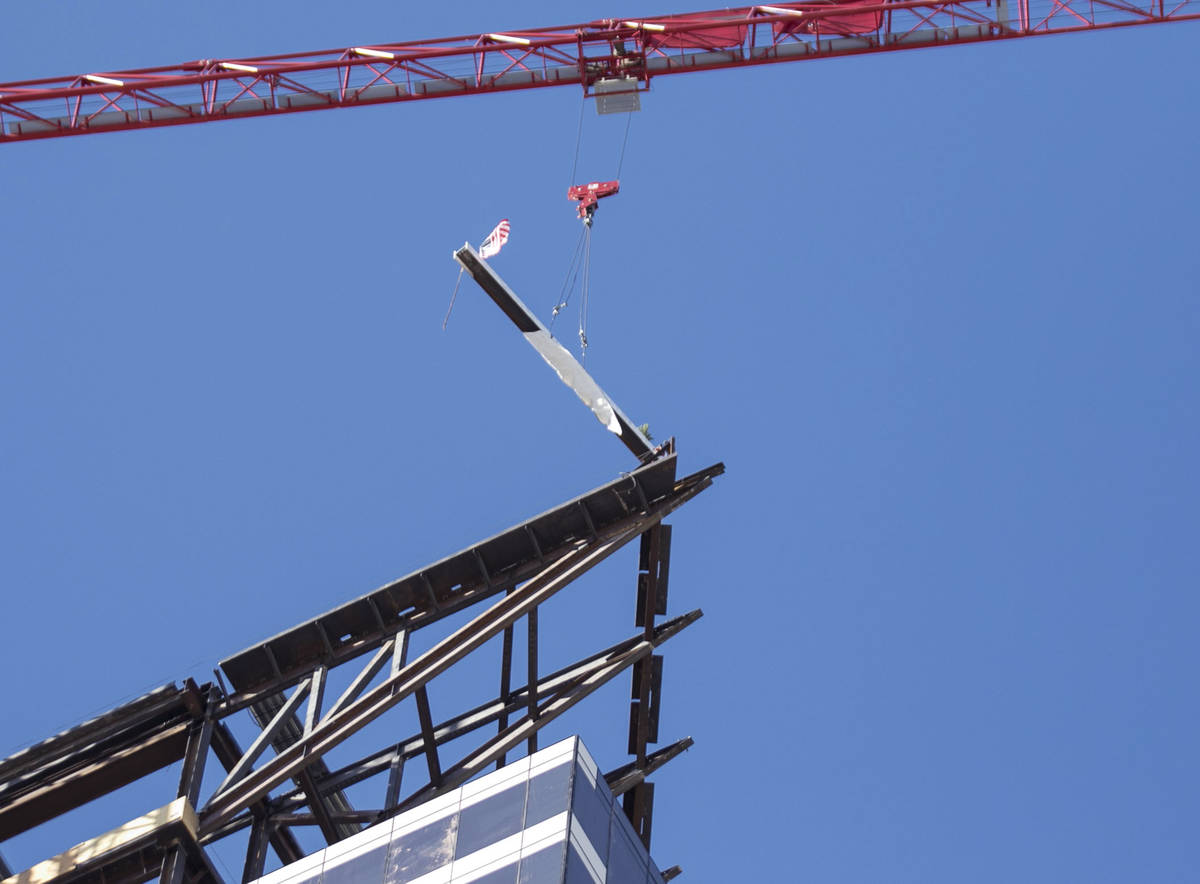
top-left (3, 3), bottom-right (1198, 144)
top-left (568, 180), bottom-right (620, 220)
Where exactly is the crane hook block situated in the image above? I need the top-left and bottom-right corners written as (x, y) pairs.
top-left (568, 179), bottom-right (620, 226)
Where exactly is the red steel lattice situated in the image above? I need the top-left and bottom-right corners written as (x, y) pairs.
top-left (1, 0), bottom-right (1196, 143)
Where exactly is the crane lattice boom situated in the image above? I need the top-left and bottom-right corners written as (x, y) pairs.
top-left (2, 0), bottom-right (1195, 143)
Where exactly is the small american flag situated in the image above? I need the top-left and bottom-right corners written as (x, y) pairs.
top-left (479, 218), bottom-right (510, 258)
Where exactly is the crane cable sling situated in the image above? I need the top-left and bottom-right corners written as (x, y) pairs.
top-left (549, 98), bottom-right (589, 336)
top-left (443, 266), bottom-right (464, 330)
top-left (550, 225), bottom-right (587, 330)
top-left (579, 226), bottom-right (592, 361)
top-left (551, 108), bottom-right (634, 360)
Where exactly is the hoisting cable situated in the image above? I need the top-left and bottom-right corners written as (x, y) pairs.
top-left (549, 223), bottom-right (587, 333)
top-left (550, 99), bottom-right (588, 333)
top-left (577, 111), bottom-right (630, 359)
top-left (568, 96), bottom-right (585, 188)
top-left (443, 267), bottom-right (464, 330)
top-left (554, 103), bottom-right (634, 358)
top-left (579, 223), bottom-right (592, 361)
top-left (615, 109), bottom-right (634, 179)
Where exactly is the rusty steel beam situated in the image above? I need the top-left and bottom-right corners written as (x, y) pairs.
top-left (605, 736), bottom-right (694, 798)
top-left (0, 722), bottom-right (191, 842)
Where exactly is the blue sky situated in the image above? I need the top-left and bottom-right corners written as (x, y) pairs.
top-left (2, 3), bottom-right (1198, 881)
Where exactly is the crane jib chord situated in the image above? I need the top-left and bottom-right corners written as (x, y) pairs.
top-left (1, 0), bottom-right (1196, 143)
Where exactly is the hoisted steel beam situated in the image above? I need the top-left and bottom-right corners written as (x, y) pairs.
top-left (453, 243), bottom-right (655, 461)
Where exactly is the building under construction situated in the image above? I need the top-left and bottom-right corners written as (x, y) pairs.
top-left (3, 2), bottom-right (1196, 882)
top-left (0, 246), bottom-right (723, 884)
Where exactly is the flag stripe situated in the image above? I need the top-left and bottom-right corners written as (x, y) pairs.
top-left (479, 219), bottom-right (510, 258)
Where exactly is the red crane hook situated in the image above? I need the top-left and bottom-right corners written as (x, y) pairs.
top-left (567, 180), bottom-right (620, 226)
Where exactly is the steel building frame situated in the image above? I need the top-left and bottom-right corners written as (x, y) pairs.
top-left (0, 449), bottom-right (723, 884)
top-left (1, 234), bottom-right (722, 884)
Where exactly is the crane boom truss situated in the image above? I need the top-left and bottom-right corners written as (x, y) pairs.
top-left (1, 0), bottom-right (1196, 143)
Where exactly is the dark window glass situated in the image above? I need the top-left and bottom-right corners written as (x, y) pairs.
top-left (610, 805), bottom-right (643, 856)
top-left (322, 843), bottom-right (388, 884)
top-left (564, 843), bottom-right (598, 884)
top-left (384, 813), bottom-right (457, 883)
top-left (525, 762), bottom-right (573, 828)
top-left (455, 783), bottom-right (528, 859)
top-left (606, 820), bottom-right (646, 884)
top-left (517, 843), bottom-right (566, 883)
top-left (569, 774), bottom-right (612, 865)
top-left (469, 862), bottom-right (519, 884)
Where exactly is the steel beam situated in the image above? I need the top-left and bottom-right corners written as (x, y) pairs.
top-left (242, 816), bottom-right (271, 883)
top-left (303, 667), bottom-right (326, 737)
top-left (453, 244), bottom-right (655, 461)
top-left (383, 632), bottom-right (411, 810)
top-left (324, 638), bottom-right (396, 721)
top-left (177, 719), bottom-right (214, 811)
top-left (0, 722), bottom-right (191, 841)
top-left (625, 522), bottom-right (671, 849)
top-left (267, 810), bottom-right (383, 827)
top-left (211, 679), bottom-right (312, 801)
top-left (209, 721), bottom-right (303, 867)
top-left (604, 737), bottom-right (694, 798)
top-left (414, 687), bottom-right (443, 787)
top-left (526, 606), bottom-right (539, 755)
top-left (497, 616), bottom-right (515, 769)
top-left (624, 781), bottom-right (655, 850)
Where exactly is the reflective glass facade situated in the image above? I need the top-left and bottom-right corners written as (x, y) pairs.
top-left (252, 738), bottom-right (665, 884)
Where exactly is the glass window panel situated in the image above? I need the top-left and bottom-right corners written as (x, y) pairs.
top-left (606, 821), bottom-right (646, 884)
top-left (610, 802), bottom-right (641, 849)
top-left (517, 843), bottom-right (565, 883)
top-left (455, 783), bottom-right (528, 859)
top-left (323, 843), bottom-right (389, 884)
top-left (461, 862), bottom-right (518, 884)
top-left (385, 813), bottom-right (458, 883)
top-left (569, 777), bottom-right (611, 865)
top-left (563, 844), bottom-right (597, 884)
top-left (525, 763), bottom-right (572, 829)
